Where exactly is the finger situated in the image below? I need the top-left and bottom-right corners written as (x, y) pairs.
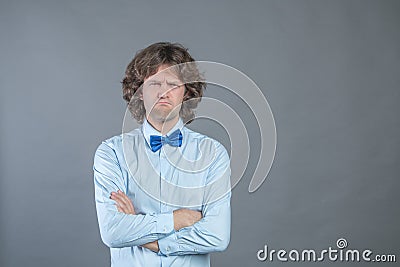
top-left (115, 191), bottom-right (132, 210)
top-left (123, 194), bottom-right (136, 214)
top-left (110, 190), bottom-right (135, 214)
top-left (110, 191), bottom-right (124, 204)
top-left (111, 192), bottom-right (130, 212)
top-left (115, 198), bottom-right (129, 214)
top-left (117, 190), bottom-right (135, 214)
top-left (191, 210), bottom-right (202, 222)
top-left (112, 191), bottom-right (135, 214)
top-left (112, 191), bottom-right (129, 206)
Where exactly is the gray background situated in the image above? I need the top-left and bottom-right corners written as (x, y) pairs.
top-left (1, 0), bottom-right (399, 266)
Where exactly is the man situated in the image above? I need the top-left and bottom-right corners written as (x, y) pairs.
top-left (93, 42), bottom-right (231, 266)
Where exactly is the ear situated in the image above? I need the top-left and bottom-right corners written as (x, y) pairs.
top-left (183, 87), bottom-right (189, 99)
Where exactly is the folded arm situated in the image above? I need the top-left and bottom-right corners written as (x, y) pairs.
top-left (111, 142), bottom-right (232, 256)
top-left (94, 143), bottom-right (175, 248)
top-left (110, 190), bottom-right (203, 252)
top-left (157, 142), bottom-right (232, 256)
top-left (157, 191), bottom-right (231, 256)
top-left (111, 191), bottom-right (230, 256)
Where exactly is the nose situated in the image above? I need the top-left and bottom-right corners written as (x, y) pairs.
top-left (157, 82), bottom-right (173, 98)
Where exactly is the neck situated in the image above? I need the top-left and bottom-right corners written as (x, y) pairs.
top-left (147, 116), bottom-right (179, 135)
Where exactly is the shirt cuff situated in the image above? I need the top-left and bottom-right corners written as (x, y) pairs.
top-left (158, 232), bottom-right (179, 256)
top-left (156, 212), bottom-right (174, 234)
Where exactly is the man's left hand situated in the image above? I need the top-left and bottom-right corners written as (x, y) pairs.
top-left (110, 190), bottom-right (135, 215)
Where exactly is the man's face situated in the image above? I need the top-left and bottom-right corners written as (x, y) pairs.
top-left (141, 64), bottom-right (186, 124)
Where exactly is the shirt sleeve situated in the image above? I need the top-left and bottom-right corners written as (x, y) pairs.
top-left (93, 141), bottom-right (175, 248)
top-left (158, 142), bottom-right (232, 256)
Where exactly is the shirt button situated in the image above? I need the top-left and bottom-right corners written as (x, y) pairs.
top-left (166, 246), bottom-right (170, 251)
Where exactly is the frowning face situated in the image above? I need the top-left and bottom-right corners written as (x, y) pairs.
top-left (141, 64), bottom-right (186, 125)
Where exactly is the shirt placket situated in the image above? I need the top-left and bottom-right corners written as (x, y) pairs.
top-left (159, 146), bottom-right (172, 266)
top-left (159, 146), bottom-right (169, 214)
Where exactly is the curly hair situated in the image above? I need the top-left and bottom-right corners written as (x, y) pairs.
top-left (122, 42), bottom-right (206, 124)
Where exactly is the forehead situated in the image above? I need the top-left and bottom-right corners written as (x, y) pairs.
top-left (145, 64), bottom-right (181, 82)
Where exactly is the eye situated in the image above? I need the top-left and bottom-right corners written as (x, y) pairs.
top-left (149, 82), bottom-right (161, 87)
top-left (168, 83), bottom-right (180, 89)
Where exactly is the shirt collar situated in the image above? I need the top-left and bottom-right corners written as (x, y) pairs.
top-left (142, 117), bottom-right (184, 148)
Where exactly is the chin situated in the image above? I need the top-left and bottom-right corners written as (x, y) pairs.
top-left (151, 108), bottom-right (179, 121)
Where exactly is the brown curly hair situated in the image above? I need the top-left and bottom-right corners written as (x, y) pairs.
top-left (122, 42), bottom-right (206, 124)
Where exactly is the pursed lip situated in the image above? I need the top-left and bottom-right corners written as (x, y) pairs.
top-left (156, 100), bottom-right (172, 105)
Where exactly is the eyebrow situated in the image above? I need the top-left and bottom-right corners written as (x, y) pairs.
top-left (146, 79), bottom-right (162, 83)
top-left (146, 79), bottom-right (182, 84)
top-left (166, 80), bottom-right (182, 84)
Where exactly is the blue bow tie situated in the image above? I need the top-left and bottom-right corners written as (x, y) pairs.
top-left (149, 129), bottom-right (183, 152)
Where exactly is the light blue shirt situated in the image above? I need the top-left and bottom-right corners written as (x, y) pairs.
top-left (93, 118), bottom-right (231, 267)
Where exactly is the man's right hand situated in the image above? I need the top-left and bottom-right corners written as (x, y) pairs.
top-left (173, 209), bottom-right (202, 231)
